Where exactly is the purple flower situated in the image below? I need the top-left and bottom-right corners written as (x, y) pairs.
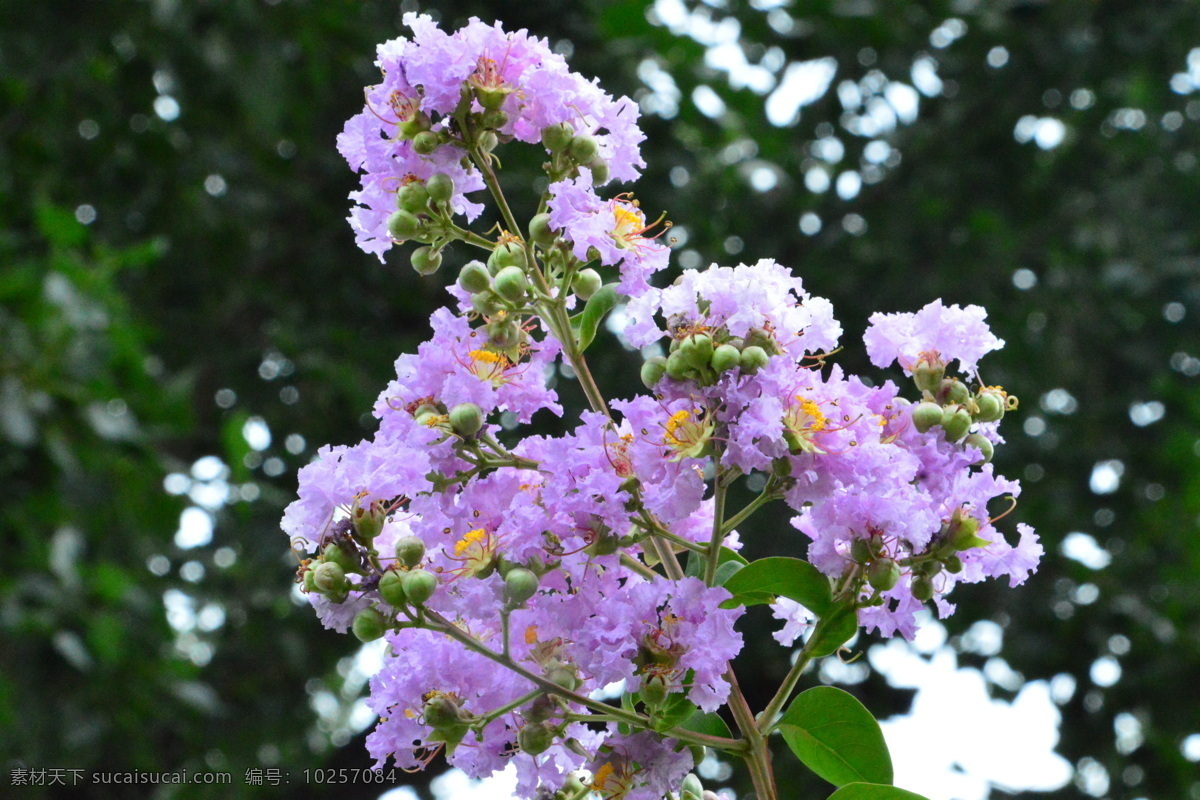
top-left (864, 299), bottom-right (1004, 377)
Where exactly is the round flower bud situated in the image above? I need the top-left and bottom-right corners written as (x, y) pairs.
top-left (478, 130), bottom-right (499, 152)
top-left (476, 85), bottom-right (508, 111)
top-left (398, 182), bottom-right (430, 214)
top-left (518, 722), bottom-right (554, 756)
top-left (586, 157), bottom-right (610, 185)
top-left (940, 406), bottom-right (972, 442)
top-left (912, 356), bottom-right (945, 395)
top-left (911, 574), bottom-right (935, 602)
top-left (964, 433), bottom-right (994, 465)
top-left (573, 268), bottom-right (602, 300)
top-left (940, 378), bottom-right (970, 406)
top-left (867, 558), bottom-right (901, 592)
top-left (540, 122), bottom-right (574, 153)
top-left (548, 666), bottom-right (579, 692)
top-left (711, 344), bottom-right (740, 373)
top-left (402, 569), bottom-right (437, 605)
top-left (567, 134), bottom-right (599, 164)
top-left (974, 389), bottom-right (1005, 423)
top-left (312, 561), bottom-right (347, 594)
top-left (487, 319), bottom-right (521, 349)
top-left (528, 213), bottom-right (557, 250)
top-left (739, 346), bottom-right (770, 375)
top-left (449, 402), bottom-right (485, 437)
top-left (487, 241), bottom-right (527, 274)
top-left (681, 774), bottom-right (704, 800)
top-left (523, 694), bottom-right (557, 724)
top-left (639, 674), bottom-right (669, 706)
top-left (378, 570), bottom-right (407, 607)
top-left (912, 402), bottom-right (944, 433)
top-left (681, 334), bottom-right (714, 370)
top-left (493, 265), bottom-right (529, 302)
top-left (395, 536), bottom-right (426, 568)
top-left (849, 538), bottom-right (872, 564)
top-left (457, 261), bottom-right (492, 294)
top-left (943, 554), bottom-right (964, 574)
top-left (743, 327), bottom-right (775, 353)
top-left (665, 350), bottom-right (691, 381)
top-left (411, 246), bottom-right (442, 276)
top-left (504, 568), bottom-right (540, 607)
top-left (641, 356), bottom-right (668, 389)
top-left (323, 542), bottom-right (359, 574)
top-left (423, 694), bottom-right (463, 729)
top-left (480, 108), bottom-right (508, 130)
top-left (412, 131), bottom-right (440, 155)
top-left (425, 173), bottom-right (455, 206)
top-left (386, 209), bottom-right (420, 241)
top-left (352, 607), bottom-right (387, 642)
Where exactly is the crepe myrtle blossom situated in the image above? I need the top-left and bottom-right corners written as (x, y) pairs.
top-left (864, 298), bottom-right (1004, 379)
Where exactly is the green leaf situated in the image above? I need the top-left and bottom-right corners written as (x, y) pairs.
top-left (778, 686), bottom-right (893, 787)
top-left (719, 557), bottom-right (832, 614)
top-left (649, 692), bottom-right (697, 733)
top-left (805, 600), bottom-right (859, 658)
top-left (714, 559), bottom-right (745, 586)
top-left (569, 284), bottom-right (619, 352)
top-left (684, 546), bottom-right (748, 579)
top-left (826, 784), bottom-right (930, 800)
top-left (675, 710), bottom-right (733, 741)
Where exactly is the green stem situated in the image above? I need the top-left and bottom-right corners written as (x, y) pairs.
top-left (619, 553), bottom-right (659, 581)
top-left (724, 667), bottom-right (778, 800)
top-left (721, 479), bottom-right (779, 536)
top-left (756, 644), bottom-right (816, 735)
top-left (475, 688), bottom-right (542, 729)
top-left (703, 454), bottom-right (729, 586)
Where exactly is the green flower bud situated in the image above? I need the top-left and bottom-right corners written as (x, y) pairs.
top-left (412, 131), bottom-right (440, 155)
top-left (480, 108), bottom-right (508, 130)
top-left (522, 694), bottom-right (557, 724)
top-left (943, 554), bottom-right (964, 574)
top-left (471, 290), bottom-right (503, 316)
top-left (940, 378), bottom-right (970, 406)
top-left (743, 327), bottom-right (775, 353)
top-left (457, 261), bottom-right (492, 294)
top-left (711, 344), bottom-right (741, 373)
top-left (665, 350), bottom-right (691, 381)
top-left (941, 406), bottom-right (972, 442)
top-left (964, 433), bottom-right (994, 465)
top-left (540, 122), bottom-right (574, 153)
top-left (352, 607), bottom-right (387, 642)
top-left (739, 345), bottom-right (770, 375)
top-left (911, 574), bottom-right (935, 602)
top-left (681, 774), bottom-right (704, 800)
top-left (312, 561), bottom-right (347, 594)
top-left (547, 666), bottom-right (578, 692)
top-left (411, 246), bottom-right (442, 276)
top-left (493, 265), bottom-right (529, 302)
top-left (488, 241), bottom-right (527, 273)
top-left (974, 389), bottom-right (1005, 423)
top-left (423, 694), bottom-right (463, 729)
top-left (395, 536), bottom-right (426, 568)
top-left (449, 402), bottom-right (485, 437)
top-left (402, 569), bottom-right (438, 605)
top-left (528, 213), bottom-right (557, 250)
top-left (302, 566), bottom-right (318, 593)
top-left (681, 334), bottom-right (714, 370)
top-left (487, 318), bottom-right (521, 349)
top-left (912, 401), bottom-right (944, 433)
top-left (518, 722), bottom-right (554, 756)
top-left (323, 541), bottom-right (359, 574)
top-left (504, 568), bottom-right (540, 606)
top-left (867, 558), bottom-right (901, 592)
top-left (567, 134), bottom-right (599, 164)
top-left (387, 209), bottom-right (420, 241)
top-left (639, 674), bottom-right (669, 706)
top-left (913, 356), bottom-right (945, 395)
top-left (573, 268), bottom-right (602, 300)
top-left (378, 570), bottom-right (407, 606)
top-left (849, 538), bottom-right (873, 563)
top-left (771, 456), bottom-right (793, 478)
top-left (586, 157), bottom-right (610, 185)
top-left (426, 173), bottom-right (454, 206)
top-left (398, 182), bottom-right (430, 214)
top-left (476, 84), bottom-right (509, 111)
top-left (725, 336), bottom-right (744, 351)
top-left (398, 111), bottom-right (431, 140)
top-left (641, 356), bottom-right (668, 389)
top-left (478, 130), bottom-right (499, 153)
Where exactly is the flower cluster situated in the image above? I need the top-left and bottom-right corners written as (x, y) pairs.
top-left (286, 15), bottom-right (1041, 800)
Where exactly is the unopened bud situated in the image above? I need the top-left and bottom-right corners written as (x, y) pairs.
top-left (378, 570), bottom-right (407, 607)
top-left (540, 122), bottom-right (574, 154)
top-left (504, 568), bottom-right (540, 607)
top-left (352, 607), bottom-right (387, 642)
top-left (493, 266), bottom-right (529, 302)
top-left (940, 378), bottom-right (970, 406)
top-left (312, 561), bottom-right (347, 594)
top-left (395, 536), bottom-right (426, 568)
top-left (867, 558), bottom-right (901, 592)
top-left (912, 402), bottom-right (944, 433)
top-left (573, 268), bottom-right (602, 300)
top-left (567, 134), bottom-right (598, 164)
top-left (412, 131), bottom-right (440, 155)
top-left (478, 130), bottom-right (499, 153)
top-left (528, 213), bottom-right (557, 250)
top-left (641, 356), bottom-right (668, 389)
top-left (711, 344), bottom-right (740, 373)
top-left (586, 157), bottom-right (610, 185)
top-left (423, 694), bottom-right (463, 729)
top-left (480, 108), bottom-right (508, 130)
top-left (518, 722), bottom-right (554, 756)
top-left (940, 406), bottom-right (972, 442)
top-left (547, 666), bottom-right (578, 692)
top-left (398, 182), bottom-right (430, 214)
top-left (681, 334), bottom-right (714, 370)
top-left (487, 319), bottom-right (521, 349)
top-left (323, 541), bottom-right (359, 574)
top-left (402, 569), bottom-right (438, 605)
top-left (523, 694), bottom-right (557, 724)
top-left (471, 291), bottom-right (503, 316)
top-left (964, 433), bottom-right (994, 465)
top-left (665, 350), bottom-right (690, 381)
top-left (849, 538), bottom-right (872, 564)
top-left (739, 346), bottom-right (770, 375)
top-left (913, 356), bottom-right (945, 395)
top-left (411, 246), bottom-right (442, 276)
top-left (974, 389), bottom-right (1005, 423)
top-left (387, 209), bottom-right (420, 241)
top-left (449, 402), bottom-right (485, 437)
top-left (488, 241), bottom-right (527, 274)
top-left (743, 327), bottom-right (775, 353)
top-left (457, 261), bottom-right (492, 294)
top-left (426, 173), bottom-right (455, 206)
top-left (911, 574), bottom-right (935, 602)
top-left (943, 554), bottom-right (964, 574)
top-left (639, 674), bottom-right (669, 706)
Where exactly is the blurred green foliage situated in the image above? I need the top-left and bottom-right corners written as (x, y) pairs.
top-left (2, 1), bottom-right (1198, 799)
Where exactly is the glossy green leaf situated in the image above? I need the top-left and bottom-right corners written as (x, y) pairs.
top-left (805, 601), bottom-right (859, 658)
top-left (778, 686), bottom-right (893, 787)
top-left (685, 546), bottom-right (748, 579)
top-left (569, 283), bottom-right (619, 352)
top-left (676, 710), bottom-right (733, 741)
top-left (826, 784), bottom-right (930, 800)
top-left (719, 556), bottom-right (832, 614)
top-left (649, 692), bottom-right (697, 733)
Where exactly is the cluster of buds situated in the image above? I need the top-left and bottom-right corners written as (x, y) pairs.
top-left (907, 353), bottom-right (1018, 463)
top-left (642, 323), bottom-right (780, 389)
top-left (387, 173), bottom-right (464, 275)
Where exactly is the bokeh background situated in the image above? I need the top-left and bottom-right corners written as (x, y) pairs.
top-left (3, 1), bottom-right (1199, 799)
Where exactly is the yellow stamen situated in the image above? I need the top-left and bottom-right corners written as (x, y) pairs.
top-left (454, 528), bottom-right (488, 556)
